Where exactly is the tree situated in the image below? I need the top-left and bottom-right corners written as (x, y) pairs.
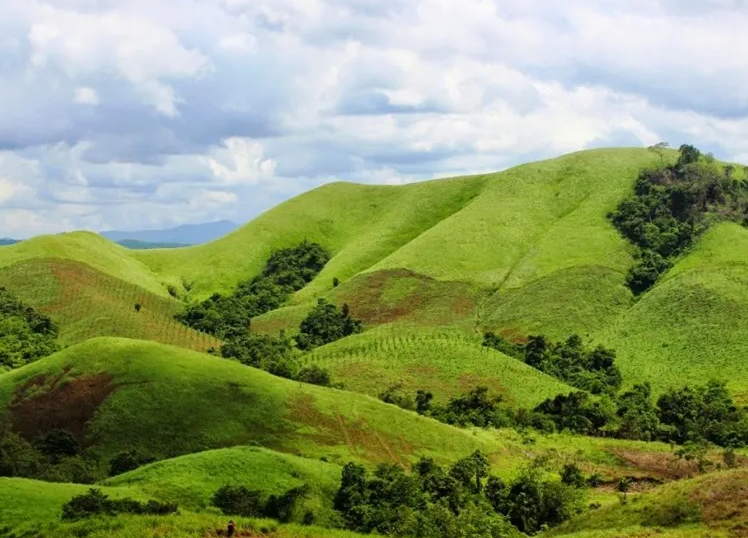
top-left (212, 485), bottom-right (265, 517)
top-left (35, 430), bottom-right (79, 464)
top-left (296, 299), bottom-right (362, 350)
top-left (648, 141), bottom-right (670, 164)
top-left (416, 390), bottom-right (433, 414)
top-left (560, 464), bottom-right (586, 488)
top-left (108, 450), bottom-right (155, 476)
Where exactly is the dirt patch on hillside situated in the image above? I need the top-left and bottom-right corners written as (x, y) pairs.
top-left (286, 391), bottom-right (412, 465)
top-left (10, 371), bottom-right (116, 442)
top-left (690, 470), bottom-right (748, 534)
top-left (610, 449), bottom-right (701, 480)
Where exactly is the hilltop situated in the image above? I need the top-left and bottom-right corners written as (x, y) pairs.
top-left (0, 147), bottom-right (747, 396)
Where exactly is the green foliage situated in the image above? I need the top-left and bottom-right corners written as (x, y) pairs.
top-left (108, 450), bottom-right (156, 477)
top-left (0, 419), bottom-right (42, 478)
top-left (35, 430), bottom-right (79, 464)
top-left (560, 464), bottom-right (586, 489)
top-left (657, 380), bottom-right (748, 446)
top-left (212, 483), bottom-right (310, 523)
top-left (212, 485), bottom-right (266, 517)
top-left (296, 299), bottom-right (362, 350)
top-left (177, 241), bottom-right (330, 339)
top-left (481, 332), bottom-right (524, 360)
top-left (0, 287), bottom-right (58, 369)
top-left (61, 488), bottom-right (178, 520)
top-left (611, 143), bottom-right (748, 294)
top-left (221, 333), bottom-right (299, 379)
top-left (333, 453), bottom-right (581, 537)
top-left (523, 335), bottom-right (622, 395)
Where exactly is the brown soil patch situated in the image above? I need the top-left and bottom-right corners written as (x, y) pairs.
top-left (498, 327), bottom-right (529, 344)
top-left (690, 470), bottom-right (748, 532)
top-left (610, 449), bottom-right (702, 480)
top-left (457, 373), bottom-right (510, 403)
top-left (10, 371), bottom-right (116, 443)
top-left (285, 391), bottom-right (412, 464)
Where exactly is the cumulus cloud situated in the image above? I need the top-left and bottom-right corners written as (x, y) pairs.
top-left (0, 0), bottom-right (747, 236)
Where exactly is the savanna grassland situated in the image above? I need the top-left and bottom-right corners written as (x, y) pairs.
top-left (2, 146), bottom-right (748, 538)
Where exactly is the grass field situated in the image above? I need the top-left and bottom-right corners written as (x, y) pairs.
top-left (0, 259), bottom-right (218, 352)
top-left (549, 468), bottom-right (748, 538)
top-left (601, 222), bottom-right (748, 402)
top-left (304, 326), bottom-right (572, 407)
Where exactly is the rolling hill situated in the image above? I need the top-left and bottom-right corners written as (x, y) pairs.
top-left (0, 147), bottom-right (747, 399)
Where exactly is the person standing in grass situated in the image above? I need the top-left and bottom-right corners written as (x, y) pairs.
top-left (227, 520), bottom-right (236, 537)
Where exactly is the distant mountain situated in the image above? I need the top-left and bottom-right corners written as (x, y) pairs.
top-left (0, 238), bottom-right (19, 246)
top-left (101, 220), bottom-right (238, 246)
top-left (115, 239), bottom-right (191, 250)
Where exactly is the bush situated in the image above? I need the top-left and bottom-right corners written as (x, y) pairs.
top-left (62, 488), bottom-right (178, 520)
top-left (297, 365), bottom-right (332, 386)
top-left (296, 299), bottom-right (362, 350)
top-left (35, 430), bottom-right (79, 464)
top-left (212, 484), bottom-right (310, 523)
top-left (108, 450), bottom-right (156, 476)
top-left (212, 485), bottom-right (266, 517)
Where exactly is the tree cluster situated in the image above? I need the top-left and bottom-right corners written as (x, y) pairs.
top-left (212, 484), bottom-right (312, 524)
top-left (62, 488), bottom-right (178, 521)
top-left (334, 452), bottom-right (584, 537)
top-left (0, 419), bottom-right (156, 483)
top-left (483, 333), bottom-right (622, 395)
top-left (0, 286), bottom-right (58, 370)
top-left (296, 299), bottom-right (362, 350)
top-left (379, 377), bottom-right (748, 449)
top-left (177, 241), bottom-right (330, 339)
top-left (611, 143), bottom-right (748, 294)
top-left (536, 379), bottom-right (748, 446)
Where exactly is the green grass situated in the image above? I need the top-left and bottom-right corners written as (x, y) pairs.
top-left (104, 446), bottom-right (342, 525)
top-left (0, 477), bottom-right (363, 538)
top-left (0, 477), bottom-right (141, 529)
top-left (304, 326), bottom-right (573, 407)
top-left (548, 468), bottom-right (748, 538)
top-left (0, 259), bottom-right (218, 352)
top-left (601, 222), bottom-right (748, 402)
top-left (0, 337), bottom-right (504, 465)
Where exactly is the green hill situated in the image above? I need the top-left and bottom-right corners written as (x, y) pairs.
top-left (304, 327), bottom-right (572, 407)
top-left (551, 468), bottom-right (748, 538)
top-left (1, 147), bottom-right (748, 400)
top-left (0, 337), bottom-right (500, 465)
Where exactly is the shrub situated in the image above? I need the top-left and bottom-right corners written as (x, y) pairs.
top-left (212, 485), bottom-right (266, 517)
top-left (108, 450), bottom-right (156, 476)
top-left (62, 489), bottom-right (177, 520)
top-left (296, 365), bottom-right (332, 386)
top-left (296, 299), bottom-right (362, 350)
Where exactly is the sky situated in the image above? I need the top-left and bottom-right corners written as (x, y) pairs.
top-left (1, 0), bottom-right (748, 237)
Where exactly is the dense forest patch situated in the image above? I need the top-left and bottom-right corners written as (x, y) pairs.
top-left (610, 144), bottom-right (748, 294)
top-left (0, 286), bottom-right (58, 370)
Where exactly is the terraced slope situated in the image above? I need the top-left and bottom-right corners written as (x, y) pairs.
top-left (304, 327), bottom-right (573, 407)
top-left (0, 259), bottom-right (218, 352)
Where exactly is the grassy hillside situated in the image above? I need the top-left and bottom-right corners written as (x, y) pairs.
top-left (1, 147), bottom-right (748, 399)
top-left (0, 477), bottom-right (364, 538)
top-left (304, 327), bottom-right (572, 407)
top-left (550, 468), bottom-right (748, 538)
top-left (104, 446), bottom-right (341, 515)
top-left (0, 337), bottom-right (502, 465)
top-left (133, 176), bottom-right (488, 300)
top-left (602, 222), bottom-right (748, 402)
top-left (0, 259), bottom-right (218, 352)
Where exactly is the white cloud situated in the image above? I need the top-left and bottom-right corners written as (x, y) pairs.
top-left (0, 0), bottom-right (747, 235)
top-left (218, 33), bottom-right (257, 54)
top-left (74, 86), bottom-right (99, 105)
top-left (205, 138), bottom-right (277, 185)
